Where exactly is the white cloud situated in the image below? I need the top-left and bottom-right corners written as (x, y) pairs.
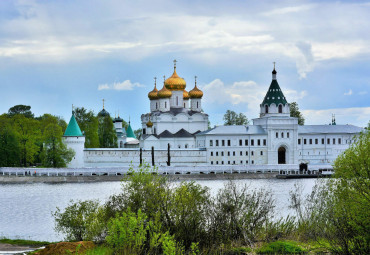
top-left (98, 80), bottom-right (144, 91)
top-left (302, 107), bottom-right (370, 127)
top-left (262, 5), bottom-right (314, 16)
top-left (344, 89), bottom-right (353, 96)
top-left (358, 91), bottom-right (368, 95)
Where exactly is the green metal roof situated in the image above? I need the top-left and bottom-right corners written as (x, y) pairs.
top-left (126, 122), bottom-right (136, 138)
top-left (64, 113), bottom-right (83, 137)
top-left (261, 79), bottom-right (288, 106)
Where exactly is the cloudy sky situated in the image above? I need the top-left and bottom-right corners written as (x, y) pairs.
top-left (0, 0), bottom-right (369, 129)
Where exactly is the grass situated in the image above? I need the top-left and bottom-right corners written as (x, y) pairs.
top-left (256, 240), bottom-right (307, 254)
top-left (0, 238), bottom-right (50, 247)
top-left (83, 246), bottom-right (113, 255)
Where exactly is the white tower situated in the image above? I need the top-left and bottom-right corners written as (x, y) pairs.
top-left (63, 111), bottom-right (85, 168)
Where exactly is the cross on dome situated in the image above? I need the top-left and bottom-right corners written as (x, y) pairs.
top-left (173, 59), bottom-right (177, 69)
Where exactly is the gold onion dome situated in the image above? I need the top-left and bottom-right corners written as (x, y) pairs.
top-left (148, 78), bottom-right (159, 100)
top-left (189, 76), bottom-right (203, 98)
top-left (183, 90), bottom-right (190, 100)
top-left (165, 61), bottom-right (186, 90)
top-left (157, 76), bottom-right (172, 98)
top-left (146, 119), bottom-right (153, 128)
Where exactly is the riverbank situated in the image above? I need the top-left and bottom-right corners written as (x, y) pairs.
top-left (0, 172), bottom-right (277, 184)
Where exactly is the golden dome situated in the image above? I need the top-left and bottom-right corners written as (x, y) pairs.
top-left (189, 85), bottom-right (203, 98)
top-left (183, 90), bottom-right (190, 100)
top-left (165, 68), bottom-right (186, 91)
top-left (157, 84), bottom-right (172, 98)
top-left (146, 119), bottom-right (153, 128)
top-left (148, 84), bottom-right (158, 100)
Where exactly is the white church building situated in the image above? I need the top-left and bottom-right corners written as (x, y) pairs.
top-left (63, 63), bottom-right (363, 169)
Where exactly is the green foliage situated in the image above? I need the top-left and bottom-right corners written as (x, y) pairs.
top-left (223, 110), bottom-right (249, 125)
top-left (40, 123), bottom-right (74, 167)
top-left (260, 216), bottom-right (296, 242)
top-left (74, 107), bottom-right (100, 148)
top-left (211, 181), bottom-right (275, 245)
top-left (0, 238), bottom-right (50, 246)
top-left (290, 102), bottom-right (305, 125)
top-left (53, 200), bottom-right (106, 242)
top-left (12, 115), bottom-right (41, 166)
top-left (256, 240), bottom-right (306, 254)
top-left (0, 117), bottom-right (20, 166)
top-left (106, 209), bottom-right (148, 254)
top-left (98, 115), bottom-right (117, 148)
top-left (8, 104), bottom-right (34, 118)
top-left (134, 128), bottom-right (142, 140)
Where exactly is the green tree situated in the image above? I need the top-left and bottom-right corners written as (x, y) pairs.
top-left (134, 128), bottom-right (142, 140)
top-left (53, 200), bottom-right (105, 242)
top-left (40, 123), bottom-right (74, 167)
top-left (223, 110), bottom-right (249, 125)
top-left (290, 102), bottom-right (305, 125)
top-left (98, 115), bottom-right (117, 148)
top-left (8, 105), bottom-right (34, 118)
top-left (74, 107), bottom-right (100, 148)
top-left (0, 116), bottom-right (20, 166)
top-left (12, 115), bottom-right (40, 166)
top-left (329, 130), bottom-right (370, 254)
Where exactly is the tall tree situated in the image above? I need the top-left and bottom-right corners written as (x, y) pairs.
top-left (74, 107), bottom-right (100, 148)
top-left (223, 110), bottom-right (249, 125)
top-left (8, 105), bottom-right (34, 118)
top-left (40, 123), bottom-right (74, 167)
top-left (290, 102), bottom-right (305, 125)
top-left (12, 115), bottom-right (40, 167)
top-left (98, 115), bottom-right (117, 148)
top-left (134, 128), bottom-right (142, 140)
top-left (0, 116), bottom-right (20, 166)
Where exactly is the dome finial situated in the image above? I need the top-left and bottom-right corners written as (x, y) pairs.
top-left (163, 75), bottom-right (166, 84)
top-left (72, 104), bottom-right (74, 114)
top-left (272, 62), bottom-right (277, 79)
top-left (173, 59), bottom-right (177, 70)
top-left (102, 99), bottom-right (105, 109)
top-left (194, 75), bottom-right (197, 87)
top-left (154, 77), bottom-right (157, 88)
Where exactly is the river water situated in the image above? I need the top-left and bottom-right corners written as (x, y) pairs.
top-left (0, 178), bottom-right (318, 242)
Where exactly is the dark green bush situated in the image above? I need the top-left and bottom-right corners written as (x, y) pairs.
top-left (256, 240), bottom-right (306, 254)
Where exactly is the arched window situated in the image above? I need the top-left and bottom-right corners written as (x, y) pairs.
top-left (278, 104), bottom-right (283, 113)
top-left (265, 105), bottom-right (269, 113)
top-left (143, 128), bottom-right (146, 135)
top-left (120, 141), bottom-right (123, 148)
top-left (197, 102), bottom-right (199, 108)
top-left (176, 96), bottom-right (178, 105)
top-left (184, 103), bottom-right (186, 108)
top-left (165, 102), bottom-right (167, 108)
top-left (156, 102), bottom-right (158, 109)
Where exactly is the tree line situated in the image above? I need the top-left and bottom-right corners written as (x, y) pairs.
top-left (0, 105), bottom-right (128, 167)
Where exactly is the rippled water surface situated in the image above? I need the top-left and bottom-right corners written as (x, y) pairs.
top-left (0, 178), bottom-right (317, 241)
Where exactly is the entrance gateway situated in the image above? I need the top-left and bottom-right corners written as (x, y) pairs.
top-left (278, 147), bottom-right (286, 164)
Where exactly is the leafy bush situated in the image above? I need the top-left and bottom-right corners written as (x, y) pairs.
top-left (53, 200), bottom-right (106, 242)
top-left (256, 240), bottom-right (306, 254)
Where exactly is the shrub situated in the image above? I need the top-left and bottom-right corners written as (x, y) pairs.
top-left (53, 200), bottom-right (106, 242)
top-left (256, 240), bottom-right (306, 254)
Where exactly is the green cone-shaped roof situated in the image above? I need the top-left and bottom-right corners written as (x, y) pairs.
top-left (126, 122), bottom-right (136, 138)
top-left (64, 113), bottom-right (83, 137)
top-left (261, 69), bottom-right (288, 106)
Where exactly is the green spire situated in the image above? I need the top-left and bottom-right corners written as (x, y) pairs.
top-left (126, 121), bottom-right (136, 138)
top-left (261, 67), bottom-right (288, 107)
top-left (64, 112), bottom-right (83, 137)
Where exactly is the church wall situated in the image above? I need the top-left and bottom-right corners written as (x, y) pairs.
top-left (84, 148), bottom-right (207, 167)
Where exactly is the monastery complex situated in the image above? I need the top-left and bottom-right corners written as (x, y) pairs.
top-left (62, 62), bottom-right (363, 170)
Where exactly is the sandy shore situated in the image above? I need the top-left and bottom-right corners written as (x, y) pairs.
top-left (0, 173), bottom-right (277, 184)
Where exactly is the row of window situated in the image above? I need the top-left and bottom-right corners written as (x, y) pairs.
top-left (211, 160), bottom-right (255, 165)
top-left (298, 138), bottom-right (342, 145)
top-left (210, 139), bottom-right (267, 147)
top-left (276, 132), bottom-right (290, 138)
top-left (210, 151), bottom-right (264, 156)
